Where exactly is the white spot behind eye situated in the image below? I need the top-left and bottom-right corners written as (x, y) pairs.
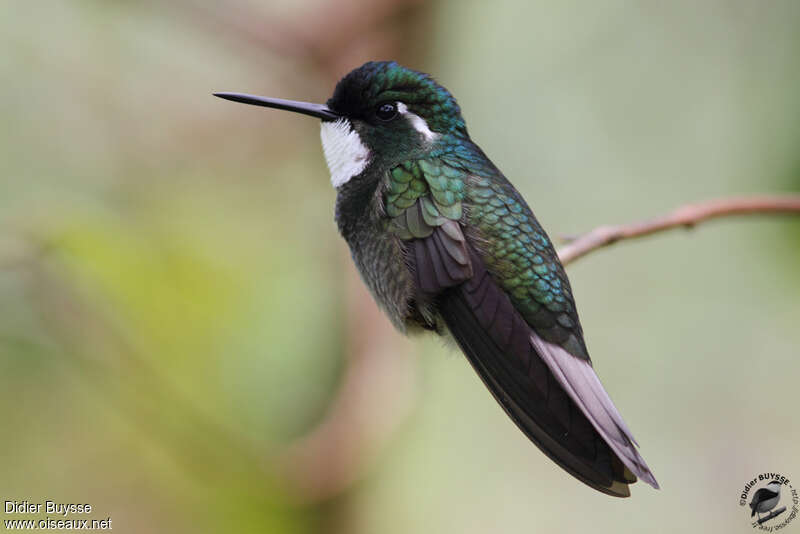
top-left (320, 118), bottom-right (371, 188)
top-left (397, 102), bottom-right (439, 143)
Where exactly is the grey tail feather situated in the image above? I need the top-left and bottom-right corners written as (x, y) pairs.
top-left (531, 334), bottom-right (659, 489)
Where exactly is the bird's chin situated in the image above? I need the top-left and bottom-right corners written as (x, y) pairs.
top-left (320, 118), bottom-right (371, 188)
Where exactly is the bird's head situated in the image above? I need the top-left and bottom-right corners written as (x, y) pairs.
top-left (215, 61), bottom-right (468, 188)
top-left (767, 480), bottom-right (784, 492)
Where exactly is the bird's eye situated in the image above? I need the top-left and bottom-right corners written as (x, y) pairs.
top-left (376, 102), bottom-right (398, 121)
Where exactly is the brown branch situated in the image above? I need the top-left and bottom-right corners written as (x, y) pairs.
top-left (557, 195), bottom-right (800, 266)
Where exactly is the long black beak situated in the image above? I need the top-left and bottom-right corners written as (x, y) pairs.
top-left (213, 92), bottom-right (340, 121)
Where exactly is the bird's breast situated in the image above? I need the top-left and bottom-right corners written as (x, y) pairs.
top-left (338, 212), bottom-right (420, 331)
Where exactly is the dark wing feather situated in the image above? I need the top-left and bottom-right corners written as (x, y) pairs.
top-left (411, 220), bottom-right (472, 292)
top-left (750, 487), bottom-right (780, 512)
top-left (410, 228), bottom-right (656, 496)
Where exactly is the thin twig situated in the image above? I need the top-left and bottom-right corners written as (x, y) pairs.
top-left (757, 505), bottom-right (787, 525)
top-left (557, 195), bottom-right (800, 266)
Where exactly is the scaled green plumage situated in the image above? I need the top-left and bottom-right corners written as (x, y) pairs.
top-left (385, 155), bottom-right (587, 359)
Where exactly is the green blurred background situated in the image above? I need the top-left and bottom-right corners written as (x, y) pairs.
top-left (2, 1), bottom-right (799, 533)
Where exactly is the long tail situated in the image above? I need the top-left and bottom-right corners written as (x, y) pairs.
top-left (438, 250), bottom-right (658, 496)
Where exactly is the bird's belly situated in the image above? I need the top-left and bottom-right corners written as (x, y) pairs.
top-left (757, 495), bottom-right (780, 513)
top-left (346, 229), bottom-right (418, 331)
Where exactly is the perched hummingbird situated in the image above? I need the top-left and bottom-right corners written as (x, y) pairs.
top-left (215, 61), bottom-right (658, 497)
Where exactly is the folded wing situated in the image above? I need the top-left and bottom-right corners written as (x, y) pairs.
top-left (406, 222), bottom-right (657, 496)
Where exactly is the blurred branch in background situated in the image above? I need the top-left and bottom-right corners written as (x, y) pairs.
top-left (153, 0), bottom-right (433, 529)
top-left (557, 195), bottom-right (800, 265)
top-left (169, 0), bottom-right (430, 79)
top-left (279, 260), bottom-right (417, 503)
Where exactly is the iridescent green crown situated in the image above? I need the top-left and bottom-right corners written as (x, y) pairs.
top-left (327, 61), bottom-right (467, 137)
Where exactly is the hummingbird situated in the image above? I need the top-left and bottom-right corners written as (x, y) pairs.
top-left (215, 61), bottom-right (658, 497)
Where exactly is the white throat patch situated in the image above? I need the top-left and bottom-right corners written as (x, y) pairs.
top-left (320, 119), bottom-right (371, 188)
top-left (397, 102), bottom-right (439, 143)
